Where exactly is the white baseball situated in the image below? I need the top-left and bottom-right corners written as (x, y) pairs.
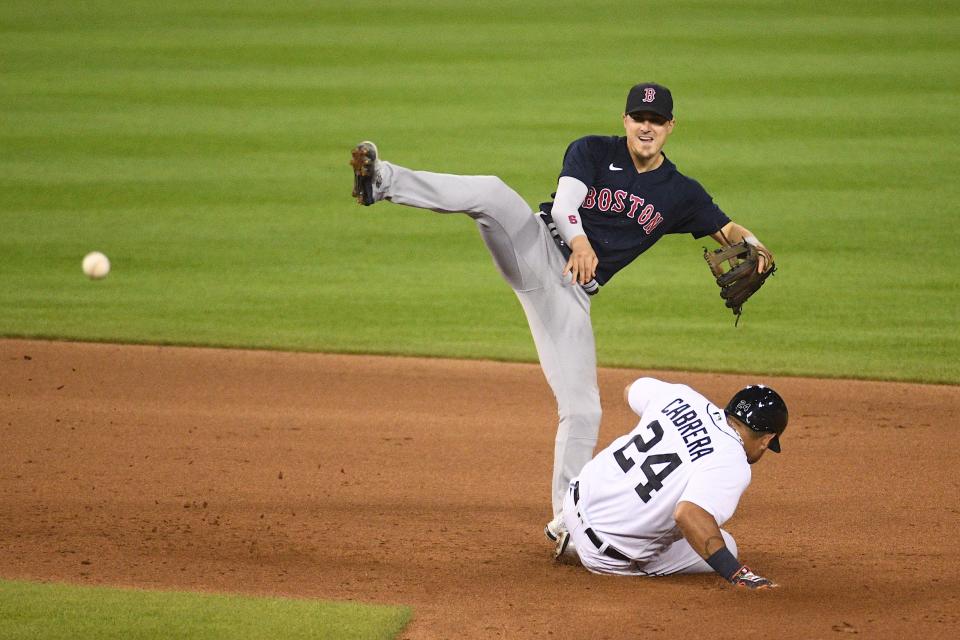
top-left (82, 251), bottom-right (111, 279)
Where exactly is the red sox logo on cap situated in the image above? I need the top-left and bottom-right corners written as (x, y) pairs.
top-left (625, 83), bottom-right (673, 120)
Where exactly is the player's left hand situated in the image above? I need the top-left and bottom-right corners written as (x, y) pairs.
top-left (730, 565), bottom-right (778, 590)
top-left (564, 235), bottom-right (599, 285)
top-left (703, 240), bottom-right (776, 319)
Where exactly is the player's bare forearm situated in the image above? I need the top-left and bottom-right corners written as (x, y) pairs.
top-left (710, 222), bottom-right (762, 248)
top-left (675, 500), bottom-right (778, 589)
top-left (674, 500), bottom-right (726, 559)
top-left (563, 234), bottom-right (599, 285)
top-left (710, 222), bottom-right (773, 272)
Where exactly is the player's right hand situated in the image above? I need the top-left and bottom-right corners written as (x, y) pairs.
top-left (730, 565), bottom-right (778, 590)
top-left (564, 235), bottom-right (599, 285)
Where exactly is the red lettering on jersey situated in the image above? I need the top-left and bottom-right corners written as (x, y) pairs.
top-left (573, 186), bottom-right (663, 234)
top-left (597, 188), bottom-right (612, 212)
top-left (583, 187), bottom-right (596, 209)
top-left (637, 204), bottom-right (655, 224)
top-left (612, 190), bottom-right (627, 212)
top-left (643, 212), bottom-right (664, 234)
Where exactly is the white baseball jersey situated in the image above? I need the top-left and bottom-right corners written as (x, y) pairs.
top-left (573, 377), bottom-right (750, 563)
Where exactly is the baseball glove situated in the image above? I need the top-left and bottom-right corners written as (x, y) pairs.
top-left (703, 240), bottom-right (775, 322)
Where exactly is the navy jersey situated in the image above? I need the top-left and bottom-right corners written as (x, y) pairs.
top-left (539, 135), bottom-right (730, 285)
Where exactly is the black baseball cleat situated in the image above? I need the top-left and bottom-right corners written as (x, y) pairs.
top-left (544, 516), bottom-right (566, 543)
top-left (350, 141), bottom-right (379, 206)
top-left (552, 530), bottom-right (571, 560)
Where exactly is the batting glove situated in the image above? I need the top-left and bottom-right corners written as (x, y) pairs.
top-left (730, 565), bottom-right (777, 590)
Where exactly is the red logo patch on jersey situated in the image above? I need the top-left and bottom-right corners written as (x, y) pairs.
top-left (643, 87), bottom-right (656, 103)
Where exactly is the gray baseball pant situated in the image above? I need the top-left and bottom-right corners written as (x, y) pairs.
top-left (375, 161), bottom-right (602, 517)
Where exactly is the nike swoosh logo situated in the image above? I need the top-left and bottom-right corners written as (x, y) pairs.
top-left (608, 163), bottom-right (623, 171)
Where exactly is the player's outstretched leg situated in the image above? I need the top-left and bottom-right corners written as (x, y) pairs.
top-left (349, 140), bottom-right (548, 292)
top-left (351, 140), bottom-right (530, 225)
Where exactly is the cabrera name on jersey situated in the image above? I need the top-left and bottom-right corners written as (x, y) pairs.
top-left (574, 377), bottom-right (750, 560)
top-left (539, 135), bottom-right (730, 284)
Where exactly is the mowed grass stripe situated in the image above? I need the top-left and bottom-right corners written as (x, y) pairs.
top-left (0, 579), bottom-right (410, 640)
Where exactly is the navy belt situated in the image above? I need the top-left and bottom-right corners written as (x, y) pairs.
top-left (572, 481), bottom-right (631, 562)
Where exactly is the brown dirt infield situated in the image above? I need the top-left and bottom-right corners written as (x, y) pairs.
top-left (1, 338), bottom-right (958, 639)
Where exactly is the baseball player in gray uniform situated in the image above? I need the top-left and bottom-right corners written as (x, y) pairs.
top-left (555, 376), bottom-right (787, 589)
top-left (349, 82), bottom-right (775, 542)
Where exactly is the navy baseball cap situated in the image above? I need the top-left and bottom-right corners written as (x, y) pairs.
top-left (724, 385), bottom-right (788, 453)
top-left (625, 83), bottom-right (673, 120)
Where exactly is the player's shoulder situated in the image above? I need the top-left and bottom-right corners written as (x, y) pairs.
top-left (628, 377), bottom-right (705, 413)
top-left (565, 134), bottom-right (622, 156)
top-left (630, 375), bottom-right (701, 394)
top-left (629, 376), bottom-right (681, 397)
top-left (646, 377), bottom-right (706, 402)
top-left (639, 378), bottom-right (739, 443)
top-left (662, 156), bottom-right (712, 195)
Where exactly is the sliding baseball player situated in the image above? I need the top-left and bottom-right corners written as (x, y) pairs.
top-left (554, 376), bottom-right (787, 588)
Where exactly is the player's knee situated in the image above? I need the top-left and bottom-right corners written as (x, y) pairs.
top-left (476, 176), bottom-right (527, 213)
top-left (455, 175), bottom-right (516, 220)
top-left (464, 176), bottom-right (507, 208)
top-left (560, 405), bottom-right (602, 437)
top-left (479, 175), bottom-right (510, 195)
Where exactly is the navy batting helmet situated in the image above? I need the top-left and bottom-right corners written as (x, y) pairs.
top-left (724, 385), bottom-right (788, 453)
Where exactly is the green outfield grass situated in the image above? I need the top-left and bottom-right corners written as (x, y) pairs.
top-left (0, 579), bottom-right (410, 640)
top-left (1, 0), bottom-right (958, 383)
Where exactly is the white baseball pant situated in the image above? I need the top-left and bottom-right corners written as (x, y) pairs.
top-left (560, 484), bottom-right (739, 576)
